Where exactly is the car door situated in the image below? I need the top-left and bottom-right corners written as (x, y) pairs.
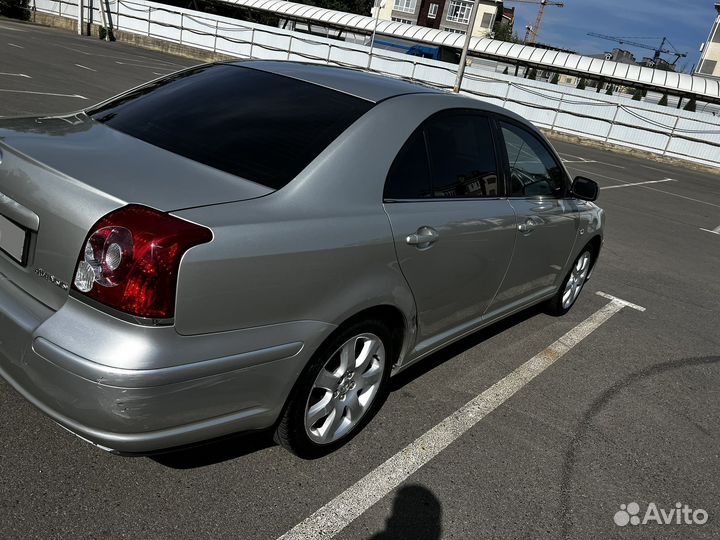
top-left (487, 120), bottom-right (579, 316)
top-left (383, 110), bottom-right (516, 357)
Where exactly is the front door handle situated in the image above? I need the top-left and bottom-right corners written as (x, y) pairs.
top-left (406, 226), bottom-right (439, 249)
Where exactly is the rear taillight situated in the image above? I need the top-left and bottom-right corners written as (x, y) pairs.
top-left (72, 205), bottom-right (212, 320)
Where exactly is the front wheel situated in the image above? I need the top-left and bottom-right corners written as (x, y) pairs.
top-left (546, 249), bottom-right (593, 316)
top-left (275, 320), bottom-right (392, 458)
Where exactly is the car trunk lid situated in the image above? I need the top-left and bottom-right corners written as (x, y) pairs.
top-left (0, 114), bottom-right (272, 311)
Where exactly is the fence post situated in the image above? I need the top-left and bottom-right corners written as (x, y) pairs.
top-left (503, 81), bottom-right (511, 107)
top-left (604, 104), bottom-right (620, 143)
top-left (179, 12), bottom-right (183, 44)
top-left (411, 60), bottom-right (417, 81)
top-left (287, 35), bottom-right (292, 60)
top-left (662, 115), bottom-right (680, 157)
top-left (550, 93), bottom-right (564, 131)
top-left (213, 20), bottom-right (219, 55)
top-left (249, 28), bottom-right (255, 59)
top-left (147, 5), bottom-right (151, 36)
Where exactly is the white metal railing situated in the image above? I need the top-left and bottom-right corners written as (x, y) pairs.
top-left (32, 0), bottom-right (720, 168)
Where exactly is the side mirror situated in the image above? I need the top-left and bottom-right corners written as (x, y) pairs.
top-left (571, 176), bottom-right (599, 201)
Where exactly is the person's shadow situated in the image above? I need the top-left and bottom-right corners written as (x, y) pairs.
top-left (368, 484), bottom-right (442, 540)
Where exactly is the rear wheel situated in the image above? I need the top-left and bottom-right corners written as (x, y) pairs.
top-left (546, 249), bottom-right (593, 316)
top-left (275, 320), bottom-right (392, 458)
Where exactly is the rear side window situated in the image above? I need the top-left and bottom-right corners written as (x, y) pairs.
top-left (384, 111), bottom-right (501, 200)
top-left (89, 64), bottom-right (373, 190)
top-left (425, 113), bottom-right (499, 198)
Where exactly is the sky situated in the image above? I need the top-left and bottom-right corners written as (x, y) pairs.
top-left (507, 0), bottom-right (717, 73)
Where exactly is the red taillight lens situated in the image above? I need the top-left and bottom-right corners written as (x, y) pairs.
top-left (72, 205), bottom-right (212, 319)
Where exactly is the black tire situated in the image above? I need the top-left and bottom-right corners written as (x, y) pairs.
top-left (275, 319), bottom-right (394, 459)
top-left (545, 248), bottom-right (594, 316)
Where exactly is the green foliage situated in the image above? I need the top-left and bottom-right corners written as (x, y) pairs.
top-left (631, 88), bottom-right (643, 101)
top-left (577, 78), bottom-right (587, 90)
top-left (0, 0), bottom-right (30, 20)
top-left (550, 73), bottom-right (559, 85)
top-left (494, 21), bottom-right (522, 44)
top-left (684, 98), bottom-right (697, 112)
top-left (658, 94), bottom-right (668, 106)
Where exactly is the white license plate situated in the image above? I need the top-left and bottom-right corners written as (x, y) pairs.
top-left (0, 214), bottom-right (28, 265)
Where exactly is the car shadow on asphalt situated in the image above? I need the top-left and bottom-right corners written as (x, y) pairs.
top-left (367, 484), bottom-right (442, 540)
top-left (151, 304), bottom-right (545, 469)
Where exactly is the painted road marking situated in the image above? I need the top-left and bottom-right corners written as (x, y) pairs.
top-left (0, 24), bottom-right (27, 32)
top-left (700, 225), bottom-right (720, 236)
top-left (115, 60), bottom-right (174, 71)
top-left (0, 72), bottom-right (31, 78)
top-left (0, 89), bottom-right (87, 99)
top-left (601, 178), bottom-right (676, 190)
top-left (277, 292), bottom-right (644, 540)
top-left (573, 167), bottom-right (720, 210)
top-left (7, 43), bottom-right (24, 48)
top-left (74, 64), bottom-right (97, 72)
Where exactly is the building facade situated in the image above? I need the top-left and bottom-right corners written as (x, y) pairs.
top-left (697, 2), bottom-right (720, 77)
top-left (378, 0), bottom-right (502, 38)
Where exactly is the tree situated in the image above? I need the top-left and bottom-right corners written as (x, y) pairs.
top-left (493, 21), bottom-right (522, 44)
top-left (631, 88), bottom-right (643, 101)
top-left (658, 94), bottom-right (668, 106)
top-left (684, 98), bottom-right (697, 112)
top-left (0, 0), bottom-right (30, 20)
top-left (550, 73), bottom-right (560, 85)
top-left (577, 78), bottom-right (587, 90)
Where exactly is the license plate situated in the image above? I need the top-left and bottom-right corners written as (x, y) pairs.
top-left (0, 214), bottom-right (29, 265)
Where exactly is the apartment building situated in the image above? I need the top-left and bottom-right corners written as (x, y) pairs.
top-left (378, 0), bottom-right (502, 38)
top-left (698, 2), bottom-right (720, 77)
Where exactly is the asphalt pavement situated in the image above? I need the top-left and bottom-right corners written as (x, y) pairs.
top-left (1, 17), bottom-right (719, 540)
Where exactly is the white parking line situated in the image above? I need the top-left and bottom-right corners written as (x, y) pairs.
top-left (573, 167), bottom-right (720, 209)
top-left (601, 178), bottom-right (676, 190)
top-left (7, 43), bottom-right (24, 48)
top-left (115, 60), bottom-right (174, 71)
top-left (277, 292), bottom-right (644, 540)
top-left (700, 225), bottom-right (720, 236)
top-left (0, 72), bottom-right (31, 78)
top-left (74, 63), bottom-right (97, 72)
top-left (0, 89), bottom-right (87, 99)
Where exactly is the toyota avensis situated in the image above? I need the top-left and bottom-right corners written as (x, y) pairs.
top-left (0, 61), bottom-right (603, 458)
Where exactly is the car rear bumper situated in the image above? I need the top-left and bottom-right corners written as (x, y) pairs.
top-left (0, 272), bottom-right (332, 453)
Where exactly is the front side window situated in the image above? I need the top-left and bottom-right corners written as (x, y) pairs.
top-left (393, 0), bottom-right (417, 14)
top-left (446, 0), bottom-right (473, 23)
top-left (501, 122), bottom-right (566, 198)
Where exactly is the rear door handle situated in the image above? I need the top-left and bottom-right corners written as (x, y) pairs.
top-left (518, 217), bottom-right (541, 234)
top-left (406, 226), bottom-right (439, 249)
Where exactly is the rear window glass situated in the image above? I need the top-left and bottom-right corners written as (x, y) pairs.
top-left (88, 64), bottom-right (373, 190)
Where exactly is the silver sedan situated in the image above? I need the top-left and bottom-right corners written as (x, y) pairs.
top-left (0, 61), bottom-right (603, 458)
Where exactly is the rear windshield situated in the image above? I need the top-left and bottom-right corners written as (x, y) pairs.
top-left (89, 64), bottom-right (373, 190)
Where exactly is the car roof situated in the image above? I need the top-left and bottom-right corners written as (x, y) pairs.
top-left (225, 60), bottom-right (443, 103)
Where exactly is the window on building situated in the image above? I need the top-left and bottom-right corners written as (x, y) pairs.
top-left (393, 0), bottom-right (417, 14)
top-left (480, 12), bottom-right (494, 28)
top-left (446, 0), bottom-right (473, 24)
top-left (699, 59), bottom-right (718, 76)
top-left (712, 22), bottom-right (720, 43)
top-left (428, 3), bottom-right (439, 19)
top-left (392, 16), bottom-right (413, 23)
top-left (442, 27), bottom-right (466, 34)
top-left (500, 122), bottom-right (566, 198)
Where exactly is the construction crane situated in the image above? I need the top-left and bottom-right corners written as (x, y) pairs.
top-left (587, 34), bottom-right (688, 66)
top-left (506, 0), bottom-right (565, 45)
